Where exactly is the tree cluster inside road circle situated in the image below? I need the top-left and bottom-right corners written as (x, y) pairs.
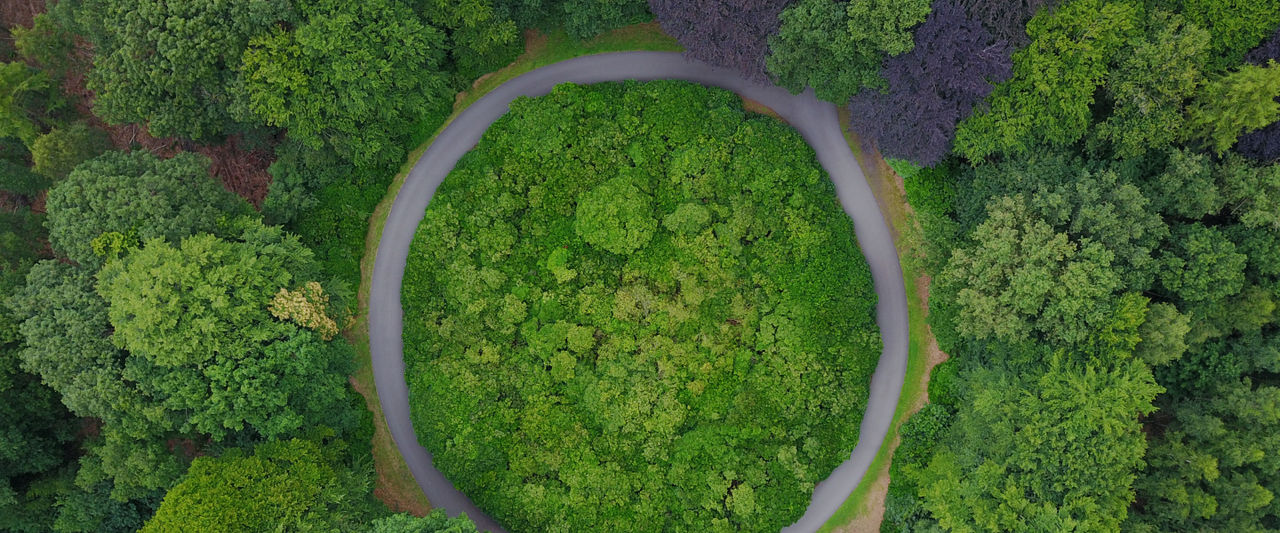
top-left (402, 80), bottom-right (881, 532)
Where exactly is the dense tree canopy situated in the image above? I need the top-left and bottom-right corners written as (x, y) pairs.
top-left (85, 0), bottom-right (292, 140)
top-left (403, 81), bottom-right (879, 532)
top-left (240, 0), bottom-right (453, 168)
top-left (96, 221), bottom-right (354, 441)
top-left (44, 151), bottom-right (248, 267)
top-left (1151, 0), bottom-right (1280, 70)
top-left (0, 62), bottom-right (55, 145)
top-left (953, 0), bottom-right (1139, 160)
top-left (649, 0), bottom-right (791, 82)
top-left (142, 437), bottom-right (377, 532)
top-left (916, 359), bottom-right (1160, 532)
top-left (936, 195), bottom-right (1125, 348)
top-left (1128, 376), bottom-right (1280, 531)
top-left (767, 0), bottom-right (931, 102)
top-left (848, 0), bottom-right (1011, 165)
top-left (0, 298), bottom-right (74, 527)
top-left (1093, 11), bottom-right (1211, 158)
top-left (421, 0), bottom-right (522, 79)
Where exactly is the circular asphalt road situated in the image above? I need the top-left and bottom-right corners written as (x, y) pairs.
top-left (369, 51), bottom-right (909, 533)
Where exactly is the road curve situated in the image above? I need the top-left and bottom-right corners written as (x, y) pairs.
top-left (368, 51), bottom-right (909, 533)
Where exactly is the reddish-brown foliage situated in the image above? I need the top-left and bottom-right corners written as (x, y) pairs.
top-left (0, 0), bottom-right (42, 30)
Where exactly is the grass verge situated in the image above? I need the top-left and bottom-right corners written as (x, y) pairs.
top-left (817, 110), bottom-right (948, 533)
top-left (348, 22), bottom-right (682, 515)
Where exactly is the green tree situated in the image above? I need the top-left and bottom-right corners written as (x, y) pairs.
top-left (0, 138), bottom-right (47, 196)
top-left (574, 176), bottom-right (656, 255)
top-left (8, 260), bottom-right (182, 500)
top-left (0, 210), bottom-right (46, 270)
top-left (1134, 302), bottom-right (1191, 366)
top-left (1128, 377), bottom-right (1280, 531)
top-left (11, 13), bottom-right (75, 75)
top-left (368, 511), bottom-right (477, 533)
top-left (1139, 148), bottom-right (1225, 219)
top-left (937, 195), bottom-right (1126, 348)
top-left (28, 122), bottom-right (111, 181)
top-left (1158, 223), bottom-right (1248, 304)
top-left (917, 359), bottom-right (1160, 533)
top-left (953, 0), bottom-right (1139, 160)
top-left (1186, 60), bottom-right (1280, 154)
top-left (0, 62), bottom-right (56, 145)
top-left (1093, 11), bottom-right (1210, 157)
top-left (420, 0), bottom-right (521, 79)
top-left (1152, 0), bottom-right (1280, 69)
top-left (957, 157), bottom-right (1168, 290)
top-left (142, 438), bottom-right (374, 533)
top-left (1218, 153), bottom-right (1280, 230)
top-left (43, 151), bottom-right (248, 267)
top-left (240, 0), bottom-right (452, 168)
top-left (85, 0), bottom-right (293, 140)
top-left (96, 220), bottom-right (353, 440)
top-left (767, 0), bottom-right (931, 102)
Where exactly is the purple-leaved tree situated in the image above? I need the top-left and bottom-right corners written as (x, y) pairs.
top-left (957, 0), bottom-right (1059, 46)
top-left (848, 0), bottom-right (1011, 166)
top-left (1237, 26), bottom-right (1280, 162)
top-left (648, 0), bottom-right (792, 82)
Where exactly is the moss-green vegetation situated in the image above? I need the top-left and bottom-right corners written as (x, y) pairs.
top-left (351, 22), bottom-right (681, 513)
top-left (402, 81), bottom-right (879, 532)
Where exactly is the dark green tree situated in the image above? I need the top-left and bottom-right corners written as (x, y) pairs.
top-left (1128, 377), bottom-right (1280, 531)
top-left (420, 0), bottom-right (522, 79)
top-left (85, 0), bottom-right (293, 139)
top-left (43, 151), bottom-right (248, 267)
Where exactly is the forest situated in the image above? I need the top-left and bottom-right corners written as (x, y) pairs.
top-left (1, 0), bottom-right (1277, 530)
top-left (401, 81), bottom-right (879, 532)
top-left (0, 0), bottom-right (651, 530)
top-left (653, 0), bottom-right (1280, 530)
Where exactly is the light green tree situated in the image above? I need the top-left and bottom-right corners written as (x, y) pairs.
top-left (938, 195), bottom-right (1125, 348)
top-left (1186, 60), bottom-right (1280, 155)
top-left (142, 438), bottom-right (373, 533)
top-left (575, 176), bottom-right (656, 255)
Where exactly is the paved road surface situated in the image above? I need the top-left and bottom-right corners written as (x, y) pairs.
top-left (368, 51), bottom-right (909, 533)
